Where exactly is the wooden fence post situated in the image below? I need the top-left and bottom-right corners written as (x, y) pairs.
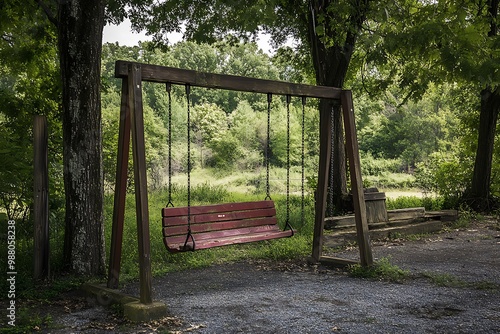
top-left (34, 115), bottom-right (49, 280)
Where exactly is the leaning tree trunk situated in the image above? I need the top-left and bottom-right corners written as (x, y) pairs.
top-left (58, 0), bottom-right (106, 275)
top-left (464, 87), bottom-right (500, 211)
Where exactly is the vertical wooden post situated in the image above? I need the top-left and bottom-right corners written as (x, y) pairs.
top-left (33, 115), bottom-right (49, 280)
top-left (128, 63), bottom-right (153, 304)
top-left (311, 99), bottom-right (333, 262)
top-left (107, 79), bottom-right (131, 289)
top-left (341, 90), bottom-right (373, 267)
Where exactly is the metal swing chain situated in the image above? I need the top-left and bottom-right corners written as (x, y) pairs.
top-left (184, 84), bottom-right (195, 250)
top-left (265, 93), bottom-right (272, 201)
top-left (301, 96), bottom-right (306, 224)
top-left (166, 83), bottom-right (174, 208)
top-left (286, 95), bottom-right (291, 230)
top-left (329, 106), bottom-right (335, 217)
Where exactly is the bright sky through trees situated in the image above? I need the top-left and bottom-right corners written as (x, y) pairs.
top-left (102, 19), bottom-right (279, 54)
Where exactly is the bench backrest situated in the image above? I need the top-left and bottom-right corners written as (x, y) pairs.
top-left (162, 200), bottom-right (280, 250)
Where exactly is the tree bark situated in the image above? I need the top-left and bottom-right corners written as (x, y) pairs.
top-left (58, 0), bottom-right (106, 275)
top-left (307, 0), bottom-right (369, 214)
top-left (463, 1), bottom-right (499, 211)
top-left (464, 87), bottom-right (500, 211)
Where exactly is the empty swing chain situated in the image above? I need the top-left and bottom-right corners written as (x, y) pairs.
top-left (184, 84), bottom-right (195, 251)
top-left (329, 105), bottom-right (335, 217)
top-left (285, 95), bottom-right (292, 232)
top-left (166, 83), bottom-right (174, 208)
top-left (265, 93), bottom-right (272, 201)
top-left (301, 96), bottom-right (306, 225)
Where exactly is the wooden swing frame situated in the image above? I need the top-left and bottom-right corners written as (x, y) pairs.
top-left (107, 60), bottom-right (373, 305)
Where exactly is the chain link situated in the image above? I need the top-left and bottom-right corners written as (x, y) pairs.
top-left (286, 95), bottom-right (291, 226)
top-left (301, 96), bottom-right (306, 224)
top-left (265, 93), bottom-right (272, 200)
top-left (166, 83), bottom-right (174, 207)
top-left (329, 105), bottom-right (335, 217)
top-left (186, 85), bottom-right (191, 229)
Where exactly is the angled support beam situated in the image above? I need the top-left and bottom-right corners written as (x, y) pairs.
top-left (128, 63), bottom-right (153, 304)
top-left (311, 100), bottom-right (333, 262)
top-left (341, 90), bottom-right (373, 267)
top-left (108, 79), bottom-right (131, 289)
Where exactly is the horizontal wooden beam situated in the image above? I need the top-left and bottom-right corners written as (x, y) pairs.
top-left (319, 256), bottom-right (359, 267)
top-left (115, 60), bottom-right (342, 100)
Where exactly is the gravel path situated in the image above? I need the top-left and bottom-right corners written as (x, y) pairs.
top-left (43, 221), bottom-right (500, 333)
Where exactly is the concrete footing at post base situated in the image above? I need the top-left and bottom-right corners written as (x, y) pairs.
top-left (82, 283), bottom-right (167, 322)
top-left (123, 301), bottom-right (168, 322)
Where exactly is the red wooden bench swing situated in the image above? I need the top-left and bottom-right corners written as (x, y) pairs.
top-left (162, 85), bottom-right (298, 252)
top-left (107, 61), bottom-right (373, 307)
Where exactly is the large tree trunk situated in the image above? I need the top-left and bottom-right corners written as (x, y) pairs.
top-left (307, 0), bottom-right (369, 214)
top-left (463, 1), bottom-right (499, 212)
top-left (464, 87), bottom-right (500, 211)
top-left (316, 53), bottom-right (348, 215)
top-left (58, 0), bottom-right (106, 275)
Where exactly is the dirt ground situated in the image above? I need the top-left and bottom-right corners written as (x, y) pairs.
top-left (11, 219), bottom-right (500, 333)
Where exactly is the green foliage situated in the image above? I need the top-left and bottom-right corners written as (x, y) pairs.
top-left (1, 309), bottom-right (53, 333)
top-left (269, 102), bottom-right (302, 168)
top-left (208, 133), bottom-right (243, 170)
top-left (189, 182), bottom-right (229, 204)
top-left (364, 172), bottom-right (415, 189)
top-left (191, 102), bottom-right (228, 144)
top-left (112, 187), bottom-right (314, 280)
top-left (360, 0), bottom-right (499, 99)
top-left (424, 272), bottom-right (500, 290)
top-left (386, 196), bottom-right (444, 211)
top-left (422, 272), bottom-right (468, 288)
top-left (101, 104), bottom-right (167, 191)
top-left (357, 86), bottom-right (459, 170)
top-left (101, 41), bottom-right (314, 178)
top-left (348, 257), bottom-right (410, 283)
top-left (0, 0), bottom-right (63, 226)
top-left (415, 152), bottom-right (471, 208)
top-left (448, 205), bottom-right (482, 229)
top-left (360, 151), bottom-right (401, 176)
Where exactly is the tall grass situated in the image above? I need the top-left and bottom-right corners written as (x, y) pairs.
top-left (108, 183), bottom-right (315, 283)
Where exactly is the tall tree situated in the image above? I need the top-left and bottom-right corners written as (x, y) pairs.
top-left (467, 0), bottom-right (500, 210)
top-left (0, 0), bottom-right (60, 223)
top-left (36, 0), bottom-right (106, 275)
top-left (360, 0), bottom-right (500, 211)
top-left (131, 0), bottom-right (373, 213)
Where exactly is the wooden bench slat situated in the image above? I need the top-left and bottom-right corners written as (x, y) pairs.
top-left (194, 207), bottom-right (276, 223)
top-left (162, 208), bottom-right (276, 227)
top-left (191, 230), bottom-right (294, 250)
top-left (164, 229), bottom-right (294, 252)
top-left (161, 200), bottom-right (275, 217)
top-left (162, 200), bottom-right (293, 252)
top-left (165, 224), bottom-right (282, 243)
top-left (163, 217), bottom-right (278, 236)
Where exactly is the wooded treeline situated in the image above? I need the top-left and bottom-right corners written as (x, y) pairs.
top-left (0, 0), bottom-right (498, 276)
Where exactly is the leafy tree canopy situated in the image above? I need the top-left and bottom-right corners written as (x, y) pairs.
top-left (358, 0), bottom-right (500, 100)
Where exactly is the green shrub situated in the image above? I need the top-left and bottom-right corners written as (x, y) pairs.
top-left (360, 152), bottom-right (402, 176)
top-left (386, 196), bottom-right (443, 210)
top-left (190, 182), bottom-right (229, 203)
top-left (414, 152), bottom-right (470, 208)
top-left (364, 172), bottom-right (416, 189)
top-left (208, 133), bottom-right (243, 170)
